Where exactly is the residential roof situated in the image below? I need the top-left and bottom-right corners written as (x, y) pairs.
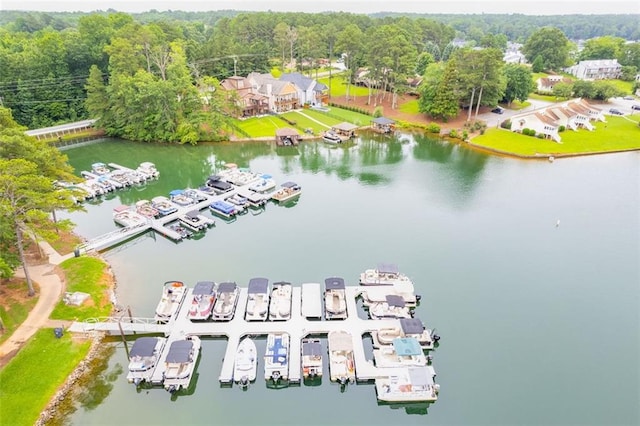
top-left (275, 127), bottom-right (300, 137)
top-left (372, 117), bottom-right (396, 125)
top-left (332, 122), bottom-right (359, 132)
top-left (535, 112), bottom-right (558, 126)
top-left (280, 72), bottom-right (314, 90)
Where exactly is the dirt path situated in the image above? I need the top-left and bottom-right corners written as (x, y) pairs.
top-left (0, 242), bottom-right (73, 368)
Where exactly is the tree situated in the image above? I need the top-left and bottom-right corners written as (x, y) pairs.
top-left (502, 64), bottom-right (533, 105)
top-left (456, 48), bottom-right (505, 120)
top-left (572, 80), bottom-right (596, 99)
top-left (552, 82), bottom-right (573, 100)
top-left (419, 60), bottom-right (460, 121)
top-left (415, 52), bottom-right (434, 76)
top-left (531, 55), bottom-right (544, 73)
top-left (0, 108), bottom-right (78, 294)
top-left (336, 24), bottom-right (365, 102)
top-left (522, 27), bottom-right (571, 71)
top-left (580, 36), bottom-right (625, 61)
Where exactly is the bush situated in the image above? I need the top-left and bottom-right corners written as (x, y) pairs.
top-left (462, 130), bottom-right (469, 141)
top-left (448, 129), bottom-right (460, 139)
top-left (373, 106), bottom-right (384, 118)
top-left (558, 125), bottom-right (566, 132)
top-left (501, 120), bottom-right (512, 130)
top-left (427, 123), bottom-right (440, 133)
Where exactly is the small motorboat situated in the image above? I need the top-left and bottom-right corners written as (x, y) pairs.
top-left (233, 337), bottom-right (257, 387)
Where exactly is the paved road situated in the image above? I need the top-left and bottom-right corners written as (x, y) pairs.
top-left (0, 243), bottom-right (73, 368)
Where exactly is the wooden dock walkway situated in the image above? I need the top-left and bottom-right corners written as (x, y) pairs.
top-left (68, 285), bottom-right (417, 384)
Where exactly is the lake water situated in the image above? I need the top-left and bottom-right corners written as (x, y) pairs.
top-left (59, 134), bottom-right (639, 426)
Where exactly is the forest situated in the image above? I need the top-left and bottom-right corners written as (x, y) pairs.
top-left (0, 10), bottom-right (638, 140)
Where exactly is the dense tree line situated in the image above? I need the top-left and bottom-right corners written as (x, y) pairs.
top-left (1, 10), bottom-right (637, 139)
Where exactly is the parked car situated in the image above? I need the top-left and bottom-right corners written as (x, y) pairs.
top-left (632, 105), bottom-right (640, 111)
top-left (609, 108), bottom-right (623, 115)
top-left (491, 106), bottom-right (505, 114)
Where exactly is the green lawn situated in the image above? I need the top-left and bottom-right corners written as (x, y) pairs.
top-left (529, 93), bottom-right (558, 102)
top-left (233, 116), bottom-right (286, 138)
top-left (0, 281), bottom-right (38, 345)
top-left (318, 74), bottom-right (369, 98)
top-left (0, 328), bottom-right (91, 426)
top-left (471, 116), bottom-right (640, 156)
top-left (603, 79), bottom-right (634, 94)
top-left (50, 256), bottom-right (113, 321)
top-left (305, 107), bottom-right (372, 127)
top-left (399, 99), bottom-right (420, 114)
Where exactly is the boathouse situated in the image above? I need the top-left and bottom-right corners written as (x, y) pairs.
top-left (331, 122), bottom-right (358, 139)
top-left (371, 117), bottom-right (396, 134)
top-left (275, 127), bottom-right (301, 146)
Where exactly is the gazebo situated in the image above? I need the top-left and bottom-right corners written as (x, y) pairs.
top-left (371, 116), bottom-right (396, 134)
top-left (275, 127), bottom-right (301, 146)
top-left (331, 122), bottom-right (358, 139)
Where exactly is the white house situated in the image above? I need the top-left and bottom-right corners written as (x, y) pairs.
top-left (510, 98), bottom-right (605, 143)
top-left (536, 75), bottom-right (573, 93)
top-left (246, 72), bottom-right (300, 113)
top-left (279, 72), bottom-right (328, 106)
top-left (565, 59), bottom-right (622, 80)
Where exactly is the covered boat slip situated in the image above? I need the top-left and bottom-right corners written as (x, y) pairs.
top-left (324, 277), bottom-right (347, 320)
top-left (301, 283), bottom-right (322, 319)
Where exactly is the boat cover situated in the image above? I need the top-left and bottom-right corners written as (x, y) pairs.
top-left (130, 337), bottom-right (158, 358)
top-left (165, 340), bottom-right (193, 363)
top-left (302, 340), bottom-right (322, 356)
top-left (207, 179), bottom-right (233, 192)
top-left (376, 263), bottom-right (399, 275)
top-left (268, 335), bottom-right (288, 363)
top-left (385, 294), bottom-right (406, 307)
top-left (248, 278), bottom-right (269, 294)
top-left (281, 181), bottom-right (300, 189)
top-left (185, 210), bottom-right (200, 220)
top-left (169, 189), bottom-right (184, 196)
top-left (325, 277), bottom-right (345, 290)
top-left (328, 331), bottom-right (353, 352)
top-left (193, 281), bottom-right (215, 295)
top-left (408, 367), bottom-right (434, 387)
top-left (273, 281), bottom-right (291, 288)
top-left (211, 201), bottom-right (235, 214)
top-left (217, 282), bottom-right (237, 294)
top-left (392, 337), bottom-right (422, 356)
top-left (400, 318), bottom-right (425, 335)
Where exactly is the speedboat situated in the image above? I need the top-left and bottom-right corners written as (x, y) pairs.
top-left (264, 333), bottom-right (289, 382)
top-left (154, 281), bottom-right (187, 323)
top-left (375, 366), bottom-right (439, 402)
top-left (233, 337), bottom-right (258, 387)
top-left (268, 281), bottom-right (292, 321)
top-left (328, 330), bottom-right (356, 385)
top-left (136, 162), bottom-right (159, 179)
top-left (164, 222), bottom-right (193, 240)
top-left (178, 210), bottom-right (215, 231)
top-left (270, 182), bottom-right (301, 203)
top-left (324, 277), bottom-right (347, 320)
top-left (127, 337), bottom-right (167, 386)
top-left (151, 196), bottom-right (178, 216)
top-left (209, 200), bottom-right (237, 219)
top-left (301, 338), bottom-right (323, 379)
top-left (163, 335), bottom-right (201, 393)
top-left (188, 281), bottom-right (216, 321)
top-left (245, 277), bottom-right (269, 321)
top-left (212, 282), bottom-right (240, 321)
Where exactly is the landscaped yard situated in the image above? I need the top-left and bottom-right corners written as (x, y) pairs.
top-left (233, 116), bottom-right (288, 138)
top-left (0, 280), bottom-right (38, 345)
top-left (471, 116), bottom-right (640, 156)
top-left (399, 99), bottom-right (420, 114)
top-left (318, 74), bottom-right (369, 98)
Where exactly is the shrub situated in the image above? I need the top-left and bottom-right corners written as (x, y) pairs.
top-left (558, 125), bottom-right (566, 132)
top-left (427, 123), bottom-right (440, 133)
top-left (501, 120), bottom-right (512, 130)
top-left (373, 106), bottom-right (384, 118)
top-left (462, 130), bottom-right (469, 141)
top-left (448, 129), bottom-right (460, 139)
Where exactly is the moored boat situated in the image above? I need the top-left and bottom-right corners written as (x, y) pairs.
top-left (205, 175), bottom-right (234, 194)
top-left (324, 277), bottom-right (347, 320)
top-left (270, 182), bottom-right (302, 204)
top-left (188, 281), bottom-right (216, 321)
top-left (136, 162), bottom-right (160, 179)
top-left (135, 200), bottom-right (159, 218)
top-left (368, 294), bottom-right (412, 320)
top-left (154, 281), bottom-right (187, 323)
top-left (212, 282), bottom-right (240, 321)
top-left (264, 333), bottom-right (289, 382)
top-left (127, 336), bottom-right (167, 386)
top-left (151, 196), bottom-right (178, 216)
top-left (169, 189), bottom-right (196, 207)
top-left (178, 210), bottom-right (215, 231)
top-left (164, 222), bottom-right (193, 240)
top-left (245, 277), bottom-right (269, 321)
top-left (91, 162), bottom-right (111, 175)
top-left (225, 193), bottom-right (249, 213)
top-left (268, 281), bottom-right (292, 321)
top-left (375, 366), bottom-right (439, 403)
top-left (372, 317), bottom-right (438, 350)
top-left (209, 200), bottom-right (237, 219)
top-left (113, 205), bottom-right (148, 227)
top-left (322, 130), bottom-right (343, 144)
top-left (373, 337), bottom-right (428, 368)
top-left (301, 338), bottom-right (323, 379)
top-left (163, 335), bottom-right (201, 393)
top-left (328, 330), bottom-right (356, 385)
top-left (248, 175), bottom-right (276, 193)
top-left (233, 337), bottom-right (258, 387)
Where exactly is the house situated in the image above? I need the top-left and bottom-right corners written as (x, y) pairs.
top-left (279, 72), bottom-right (328, 106)
top-left (503, 42), bottom-right (526, 64)
top-left (565, 59), bottom-right (622, 80)
top-left (219, 76), bottom-right (269, 118)
top-left (247, 72), bottom-right (299, 113)
top-left (536, 75), bottom-right (573, 93)
top-left (371, 117), bottom-right (396, 134)
top-left (509, 98), bottom-right (605, 142)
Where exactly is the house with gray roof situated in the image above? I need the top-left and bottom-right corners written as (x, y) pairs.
top-left (247, 72), bottom-right (300, 113)
top-left (565, 59), bottom-right (622, 80)
top-left (279, 72), bottom-right (328, 107)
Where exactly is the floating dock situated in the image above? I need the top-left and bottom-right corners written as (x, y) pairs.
top-left (69, 285), bottom-right (430, 385)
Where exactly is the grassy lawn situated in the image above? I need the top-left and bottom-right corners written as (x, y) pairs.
top-left (306, 107), bottom-right (372, 127)
top-left (233, 116), bottom-right (286, 138)
top-left (506, 100), bottom-right (532, 110)
top-left (399, 99), bottom-right (420, 114)
top-left (0, 281), bottom-right (38, 345)
top-left (50, 256), bottom-right (113, 321)
top-left (529, 93), bottom-right (558, 102)
top-left (0, 328), bottom-right (91, 426)
top-left (603, 79), bottom-right (634, 94)
top-left (318, 74), bottom-right (369, 98)
top-left (471, 116), bottom-right (640, 156)
top-left (281, 111), bottom-right (329, 133)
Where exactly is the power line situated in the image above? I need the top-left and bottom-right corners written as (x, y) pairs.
top-left (0, 73), bottom-right (103, 88)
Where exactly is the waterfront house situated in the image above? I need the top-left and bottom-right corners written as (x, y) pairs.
top-left (565, 59), bottom-right (622, 80)
top-left (279, 72), bottom-right (328, 107)
top-left (220, 76), bottom-right (270, 118)
top-left (247, 72), bottom-right (299, 113)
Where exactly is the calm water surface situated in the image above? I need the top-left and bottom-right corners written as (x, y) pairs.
top-left (59, 134), bottom-right (639, 426)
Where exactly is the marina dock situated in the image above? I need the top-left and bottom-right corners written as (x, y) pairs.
top-left (69, 285), bottom-right (426, 384)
